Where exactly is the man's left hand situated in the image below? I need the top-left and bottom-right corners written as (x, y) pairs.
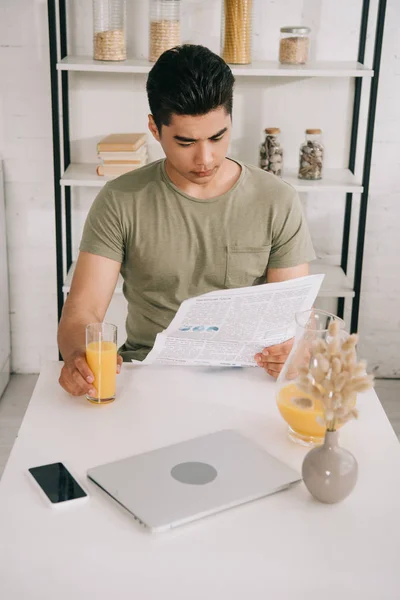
top-left (254, 338), bottom-right (294, 379)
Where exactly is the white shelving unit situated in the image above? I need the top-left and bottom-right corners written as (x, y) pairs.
top-left (49, 0), bottom-right (387, 333)
top-left (63, 259), bottom-right (354, 299)
top-left (309, 261), bottom-right (354, 298)
top-left (57, 53), bottom-right (366, 301)
top-left (61, 163), bottom-right (363, 193)
top-left (60, 162), bottom-right (361, 301)
top-left (57, 56), bottom-right (373, 78)
top-left (281, 169), bottom-right (363, 193)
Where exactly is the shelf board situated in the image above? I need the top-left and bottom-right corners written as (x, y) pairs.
top-left (310, 260), bottom-right (355, 298)
top-left (61, 163), bottom-right (363, 193)
top-left (63, 260), bottom-right (354, 298)
top-left (282, 168), bottom-right (363, 193)
top-left (61, 163), bottom-right (112, 187)
top-left (57, 56), bottom-right (373, 78)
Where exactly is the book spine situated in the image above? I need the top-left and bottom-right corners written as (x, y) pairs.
top-left (97, 141), bottom-right (146, 153)
top-left (102, 160), bottom-right (146, 165)
top-left (96, 165), bottom-right (143, 177)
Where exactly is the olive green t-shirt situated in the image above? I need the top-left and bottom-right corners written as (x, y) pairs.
top-left (80, 159), bottom-right (315, 361)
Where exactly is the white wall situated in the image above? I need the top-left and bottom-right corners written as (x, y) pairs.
top-left (357, 3), bottom-right (400, 378)
top-left (0, 0), bottom-right (57, 372)
top-left (0, 0), bottom-right (398, 375)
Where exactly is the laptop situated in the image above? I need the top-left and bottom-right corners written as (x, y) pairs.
top-left (87, 429), bottom-right (301, 532)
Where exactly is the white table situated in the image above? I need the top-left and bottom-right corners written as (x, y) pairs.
top-left (1, 361), bottom-right (400, 599)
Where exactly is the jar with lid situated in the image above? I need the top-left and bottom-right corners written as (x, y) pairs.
top-left (221, 0), bottom-right (253, 65)
top-left (93, 0), bottom-right (126, 61)
top-left (279, 26), bottom-right (311, 65)
top-left (259, 128), bottom-right (283, 177)
top-left (149, 0), bottom-right (181, 63)
top-left (298, 129), bottom-right (324, 180)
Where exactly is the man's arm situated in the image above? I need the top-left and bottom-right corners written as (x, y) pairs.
top-left (58, 251), bottom-right (122, 396)
top-left (265, 263), bottom-right (309, 284)
top-left (254, 263), bottom-right (310, 378)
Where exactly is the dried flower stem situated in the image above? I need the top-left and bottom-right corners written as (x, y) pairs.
top-left (297, 321), bottom-right (374, 431)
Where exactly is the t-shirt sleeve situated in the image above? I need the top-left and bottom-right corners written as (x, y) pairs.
top-left (268, 188), bottom-right (316, 269)
top-left (79, 184), bottom-right (124, 263)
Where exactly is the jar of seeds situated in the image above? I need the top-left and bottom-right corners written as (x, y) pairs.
top-left (298, 129), bottom-right (324, 180)
top-left (279, 26), bottom-right (311, 65)
top-left (149, 0), bottom-right (181, 63)
top-left (93, 0), bottom-right (126, 61)
top-left (259, 128), bottom-right (283, 177)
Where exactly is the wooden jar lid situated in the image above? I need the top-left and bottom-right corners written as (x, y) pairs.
top-left (264, 128), bottom-right (281, 134)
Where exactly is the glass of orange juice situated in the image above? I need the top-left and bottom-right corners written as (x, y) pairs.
top-left (276, 309), bottom-right (347, 446)
top-left (85, 322), bottom-right (117, 404)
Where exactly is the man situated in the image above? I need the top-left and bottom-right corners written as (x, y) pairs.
top-left (58, 45), bottom-right (315, 397)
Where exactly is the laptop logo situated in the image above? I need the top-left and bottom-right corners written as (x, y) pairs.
top-left (171, 462), bottom-right (218, 485)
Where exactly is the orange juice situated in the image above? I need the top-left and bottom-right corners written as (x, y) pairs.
top-left (86, 340), bottom-right (117, 403)
top-left (277, 383), bottom-right (326, 444)
top-left (277, 383), bottom-right (355, 445)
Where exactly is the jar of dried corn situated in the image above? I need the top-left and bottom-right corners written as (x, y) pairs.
top-left (149, 0), bottom-right (181, 63)
top-left (93, 0), bottom-right (126, 61)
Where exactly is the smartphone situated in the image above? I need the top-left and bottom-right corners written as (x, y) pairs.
top-left (28, 462), bottom-right (88, 506)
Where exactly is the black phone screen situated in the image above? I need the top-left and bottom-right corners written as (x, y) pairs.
top-left (29, 462), bottom-right (87, 504)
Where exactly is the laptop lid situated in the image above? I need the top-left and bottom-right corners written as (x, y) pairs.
top-left (87, 429), bottom-right (301, 532)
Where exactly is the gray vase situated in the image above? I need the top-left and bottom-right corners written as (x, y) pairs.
top-left (302, 430), bottom-right (358, 503)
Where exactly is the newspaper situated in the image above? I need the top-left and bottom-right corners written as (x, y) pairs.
top-left (137, 274), bottom-right (324, 367)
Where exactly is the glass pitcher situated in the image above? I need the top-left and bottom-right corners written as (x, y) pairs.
top-left (276, 309), bottom-right (347, 447)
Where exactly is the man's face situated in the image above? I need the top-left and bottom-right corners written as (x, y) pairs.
top-left (148, 107), bottom-right (232, 185)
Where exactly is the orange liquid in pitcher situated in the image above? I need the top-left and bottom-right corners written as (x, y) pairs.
top-left (277, 383), bottom-right (326, 440)
top-left (86, 341), bottom-right (117, 402)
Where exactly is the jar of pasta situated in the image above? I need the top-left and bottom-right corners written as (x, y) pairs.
top-left (93, 0), bottom-right (126, 61)
top-left (221, 0), bottom-right (253, 65)
top-left (149, 0), bottom-right (181, 63)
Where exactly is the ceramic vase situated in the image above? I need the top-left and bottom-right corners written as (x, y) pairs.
top-left (302, 430), bottom-right (358, 503)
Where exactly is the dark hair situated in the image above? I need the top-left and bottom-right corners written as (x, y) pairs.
top-left (146, 44), bottom-right (235, 132)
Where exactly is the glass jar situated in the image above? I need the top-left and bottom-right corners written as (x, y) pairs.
top-left (221, 0), bottom-right (253, 65)
top-left (298, 129), bottom-right (324, 180)
top-left (276, 309), bottom-right (350, 447)
top-left (259, 128), bottom-right (283, 177)
top-left (149, 0), bottom-right (181, 63)
top-left (279, 26), bottom-right (311, 65)
top-left (93, 0), bottom-right (126, 61)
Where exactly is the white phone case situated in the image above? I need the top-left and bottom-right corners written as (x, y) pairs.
top-left (27, 462), bottom-right (89, 509)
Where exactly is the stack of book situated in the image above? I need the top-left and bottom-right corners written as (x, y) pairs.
top-left (96, 133), bottom-right (147, 177)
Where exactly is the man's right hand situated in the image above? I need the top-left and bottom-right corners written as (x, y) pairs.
top-left (57, 252), bottom-right (122, 396)
top-left (59, 350), bottom-right (96, 397)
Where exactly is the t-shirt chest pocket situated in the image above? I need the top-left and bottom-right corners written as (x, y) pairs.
top-left (225, 245), bottom-right (271, 288)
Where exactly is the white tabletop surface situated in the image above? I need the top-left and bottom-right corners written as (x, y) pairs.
top-left (1, 361), bottom-right (400, 599)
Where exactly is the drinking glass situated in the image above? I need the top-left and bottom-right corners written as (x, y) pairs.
top-left (85, 322), bottom-right (117, 404)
